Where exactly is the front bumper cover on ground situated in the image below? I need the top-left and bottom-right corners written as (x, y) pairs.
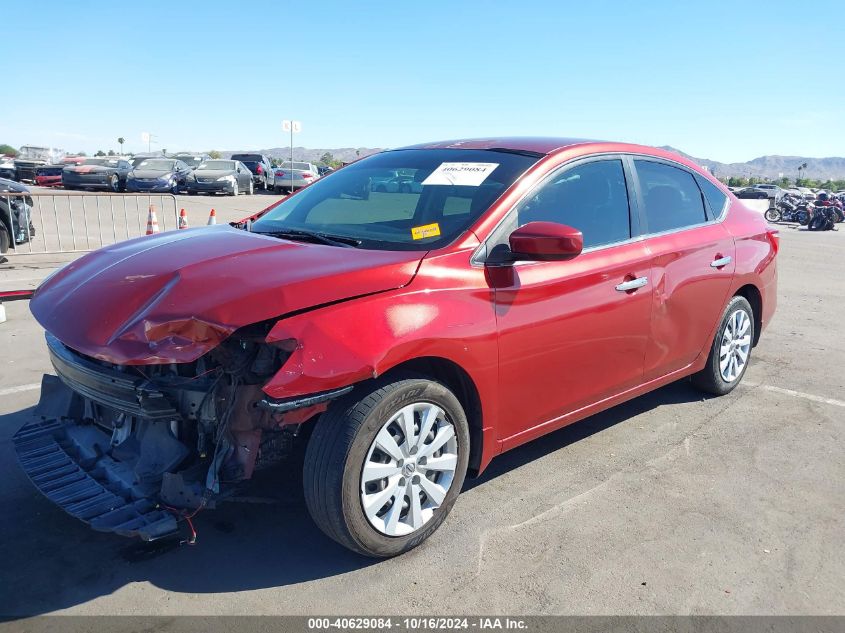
top-left (13, 376), bottom-right (179, 541)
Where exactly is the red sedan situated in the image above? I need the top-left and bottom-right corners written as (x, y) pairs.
top-left (23, 138), bottom-right (777, 557)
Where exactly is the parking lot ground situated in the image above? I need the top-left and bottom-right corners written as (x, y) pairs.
top-left (0, 224), bottom-right (842, 616)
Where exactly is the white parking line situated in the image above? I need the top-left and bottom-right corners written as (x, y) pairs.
top-left (0, 383), bottom-right (41, 397)
top-left (757, 384), bottom-right (845, 408)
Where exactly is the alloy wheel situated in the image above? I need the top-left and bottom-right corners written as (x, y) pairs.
top-left (360, 402), bottom-right (459, 537)
top-left (720, 309), bottom-right (752, 382)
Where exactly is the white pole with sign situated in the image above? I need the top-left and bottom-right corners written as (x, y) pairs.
top-left (282, 120), bottom-right (302, 180)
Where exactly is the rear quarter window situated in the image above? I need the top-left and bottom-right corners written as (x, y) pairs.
top-left (695, 174), bottom-right (728, 219)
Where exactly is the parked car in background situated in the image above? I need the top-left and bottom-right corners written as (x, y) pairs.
top-left (752, 183), bottom-right (782, 198)
top-left (126, 159), bottom-right (193, 193)
top-left (273, 160), bottom-right (319, 193)
top-left (34, 165), bottom-right (65, 187)
top-left (21, 138), bottom-right (777, 557)
top-left (317, 165), bottom-right (334, 176)
top-left (13, 158), bottom-right (46, 183)
top-left (0, 177), bottom-right (35, 253)
top-left (184, 159), bottom-right (254, 195)
top-left (735, 187), bottom-right (769, 200)
top-left (231, 153), bottom-right (274, 191)
top-left (62, 157), bottom-right (133, 192)
top-left (371, 175), bottom-right (424, 194)
top-left (0, 157), bottom-right (16, 180)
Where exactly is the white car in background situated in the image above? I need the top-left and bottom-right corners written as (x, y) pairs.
top-left (273, 161), bottom-right (320, 193)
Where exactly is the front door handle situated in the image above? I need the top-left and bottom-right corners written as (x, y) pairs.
top-left (710, 256), bottom-right (732, 268)
top-left (615, 276), bottom-right (648, 292)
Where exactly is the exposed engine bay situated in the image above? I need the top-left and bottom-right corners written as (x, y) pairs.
top-left (13, 325), bottom-right (345, 541)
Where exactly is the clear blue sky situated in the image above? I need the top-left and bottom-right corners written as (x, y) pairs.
top-left (3, 0), bottom-right (843, 162)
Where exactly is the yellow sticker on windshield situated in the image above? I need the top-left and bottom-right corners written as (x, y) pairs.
top-left (411, 223), bottom-right (441, 240)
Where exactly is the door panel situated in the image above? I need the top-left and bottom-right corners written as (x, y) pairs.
top-left (492, 241), bottom-right (653, 440)
top-left (643, 223), bottom-right (735, 379)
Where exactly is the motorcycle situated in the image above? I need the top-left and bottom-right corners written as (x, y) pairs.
top-left (808, 205), bottom-right (837, 231)
top-left (766, 193), bottom-right (812, 225)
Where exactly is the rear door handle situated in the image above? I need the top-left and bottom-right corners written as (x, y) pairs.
top-left (615, 277), bottom-right (648, 292)
top-left (710, 256), bottom-right (732, 268)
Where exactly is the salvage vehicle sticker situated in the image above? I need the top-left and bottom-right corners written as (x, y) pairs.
top-left (421, 162), bottom-right (499, 186)
top-left (411, 222), bottom-right (442, 240)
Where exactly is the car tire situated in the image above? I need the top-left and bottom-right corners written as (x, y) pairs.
top-left (231, 182), bottom-right (239, 196)
top-left (108, 174), bottom-right (119, 193)
top-left (691, 295), bottom-right (755, 396)
top-left (273, 185), bottom-right (281, 194)
top-left (0, 226), bottom-right (9, 254)
top-left (303, 375), bottom-right (470, 558)
top-left (248, 180), bottom-right (254, 195)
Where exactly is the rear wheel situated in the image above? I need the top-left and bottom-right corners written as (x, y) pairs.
top-left (691, 295), bottom-right (754, 396)
top-left (248, 180), bottom-right (254, 195)
top-left (303, 376), bottom-right (470, 558)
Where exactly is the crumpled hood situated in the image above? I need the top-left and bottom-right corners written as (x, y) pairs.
top-left (31, 226), bottom-right (423, 365)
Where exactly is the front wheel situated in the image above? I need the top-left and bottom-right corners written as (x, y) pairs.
top-left (231, 182), bottom-right (239, 196)
top-left (764, 208), bottom-right (781, 223)
top-left (691, 295), bottom-right (754, 396)
top-left (303, 376), bottom-right (470, 558)
top-left (108, 174), bottom-right (119, 193)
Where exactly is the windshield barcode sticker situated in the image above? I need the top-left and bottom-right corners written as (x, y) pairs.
top-left (421, 162), bottom-right (499, 186)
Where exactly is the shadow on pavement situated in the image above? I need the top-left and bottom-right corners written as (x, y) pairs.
top-left (0, 380), bottom-right (705, 616)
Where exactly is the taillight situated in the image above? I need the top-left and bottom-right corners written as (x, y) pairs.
top-left (767, 229), bottom-right (780, 255)
top-left (275, 171), bottom-right (285, 177)
top-left (256, 165), bottom-right (263, 174)
top-left (301, 172), bottom-right (314, 179)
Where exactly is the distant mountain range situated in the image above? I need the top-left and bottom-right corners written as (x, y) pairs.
top-left (223, 145), bottom-right (845, 180)
top-left (659, 147), bottom-right (845, 181)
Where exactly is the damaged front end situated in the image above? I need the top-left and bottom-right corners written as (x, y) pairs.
top-left (13, 326), bottom-right (343, 541)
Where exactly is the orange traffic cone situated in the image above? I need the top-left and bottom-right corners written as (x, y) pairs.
top-left (178, 208), bottom-right (189, 229)
top-left (207, 208), bottom-right (217, 225)
top-left (145, 205), bottom-right (160, 235)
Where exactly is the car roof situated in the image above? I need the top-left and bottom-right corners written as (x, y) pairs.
top-left (397, 137), bottom-right (595, 154)
top-left (393, 137), bottom-right (714, 169)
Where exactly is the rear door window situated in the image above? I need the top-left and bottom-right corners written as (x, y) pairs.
top-left (634, 160), bottom-right (707, 233)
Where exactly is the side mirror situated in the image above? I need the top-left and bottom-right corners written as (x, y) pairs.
top-left (508, 221), bottom-right (583, 262)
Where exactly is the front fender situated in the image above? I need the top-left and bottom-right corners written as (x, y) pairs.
top-left (262, 249), bottom-right (502, 466)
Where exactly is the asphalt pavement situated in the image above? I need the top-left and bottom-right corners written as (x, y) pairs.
top-left (0, 209), bottom-right (842, 617)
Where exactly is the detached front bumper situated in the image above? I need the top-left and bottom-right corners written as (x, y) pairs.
top-left (14, 405), bottom-right (179, 541)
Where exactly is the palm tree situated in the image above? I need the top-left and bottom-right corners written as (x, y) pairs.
top-left (117, 137), bottom-right (125, 156)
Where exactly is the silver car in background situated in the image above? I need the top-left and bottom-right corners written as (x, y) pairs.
top-left (272, 161), bottom-right (319, 193)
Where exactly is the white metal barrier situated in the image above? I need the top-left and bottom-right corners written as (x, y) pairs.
top-left (1, 192), bottom-right (179, 255)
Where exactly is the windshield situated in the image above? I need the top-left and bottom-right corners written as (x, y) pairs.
top-left (135, 159), bottom-right (175, 171)
top-left (177, 157), bottom-right (203, 168)
top-left (197, 160), bottom-right (236, 170)
top-left (252, 148), bottom-right (540, 251)
top-left (84, 158), bottom-right (120, 167)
